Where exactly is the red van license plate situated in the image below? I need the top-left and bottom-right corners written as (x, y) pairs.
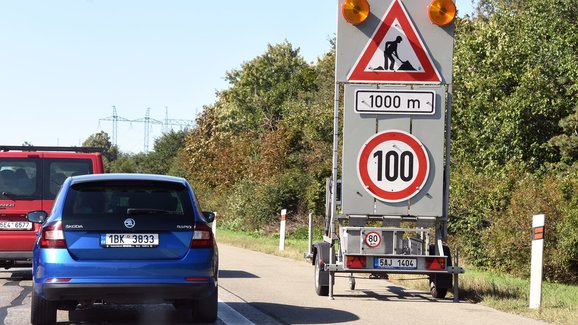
top-left (0, 221), bottom-right (33, 230)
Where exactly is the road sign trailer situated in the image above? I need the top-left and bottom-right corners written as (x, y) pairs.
top-left (308, 214), bottom-right (464, 300)
top-left (307, 0), bottom-right (464, 301)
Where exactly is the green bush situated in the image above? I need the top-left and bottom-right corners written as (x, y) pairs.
top-left (450, 164), bottom-right (578, 283)
top-left (448, 163), bottom-right (516, 268)
top-left (224, 170), bottom-right (309, 231)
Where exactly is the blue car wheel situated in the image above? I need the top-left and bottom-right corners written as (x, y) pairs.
top-left (193, 286), bottom-right (218, 323)
top-left (31, 288), bottom-right (57, 325)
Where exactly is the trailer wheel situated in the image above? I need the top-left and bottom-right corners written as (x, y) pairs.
top-left (431, 285), bottom-right (448, 299)
top-left (348, 274), bottom-right (356, 290)
top-left (428, 244), bottom-right (452, 299)
top-left (314, 253), bottom-right (329, 296)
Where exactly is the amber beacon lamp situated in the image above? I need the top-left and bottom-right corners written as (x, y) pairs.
top-left (342, 0), bottom-right (370, 25)
top-left (428, 0), bottom-right (457, 26)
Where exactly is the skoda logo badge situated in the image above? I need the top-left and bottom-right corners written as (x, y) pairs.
top-left (124, 218), bottom-right (135, 229)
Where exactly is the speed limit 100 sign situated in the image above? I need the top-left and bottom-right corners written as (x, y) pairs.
top-left (358, 130), bottom-right (429, 203)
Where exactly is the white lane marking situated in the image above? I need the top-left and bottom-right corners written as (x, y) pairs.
top-left (218, 299), bottom-right (255, 325)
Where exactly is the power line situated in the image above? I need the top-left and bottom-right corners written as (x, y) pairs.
top-left (98, 106), bottom-right (130, 146)
top-left (99, 106), bottom-right (195, 153)
top-left (163, 107), bottom-right (195, 132)
top-left (132, 107), bottom-right (162, 153)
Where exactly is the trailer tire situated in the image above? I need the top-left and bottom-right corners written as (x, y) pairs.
top-left (428, 244), bottom-right (452, 299)
top-left (348, 275), bottom-right (356, 291)
top-left (314, 253), bottom-right (329, 296)
top-left (430, 285), bottom-right (448, 299)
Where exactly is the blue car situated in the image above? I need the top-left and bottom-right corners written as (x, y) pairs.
top-left (26, 173), bottom-right (218, 324)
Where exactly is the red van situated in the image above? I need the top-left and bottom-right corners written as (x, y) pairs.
top-left (0, 146), bottom-right (104, 269)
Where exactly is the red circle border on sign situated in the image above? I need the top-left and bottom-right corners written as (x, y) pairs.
top-left (365, 231), bottom-right (382, 248)
top-left (357, 130), bottom-right (429, 203)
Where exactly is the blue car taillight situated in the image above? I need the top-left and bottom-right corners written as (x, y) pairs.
top-left (191, 222), bottom-right (213, 248)
top-left (40, 220), bottom-right (67, 248)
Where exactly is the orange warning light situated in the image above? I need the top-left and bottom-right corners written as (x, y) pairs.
top-left (342, 0), bottom-right (370, 25)
top-left (428, 0), bottom-right (456, 26)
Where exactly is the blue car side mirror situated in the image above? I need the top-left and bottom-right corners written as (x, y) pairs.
top-left (202, 211), bottom-right (215, 223)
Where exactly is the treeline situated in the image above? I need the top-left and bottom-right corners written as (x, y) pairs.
top-left (84, 0), bottom-right (577, 283)
top-left (449, 0), bottom-right (578, 282)
top-left (181, 41), bottom-right (335, 231)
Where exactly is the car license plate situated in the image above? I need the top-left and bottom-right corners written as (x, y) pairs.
top-left (374, 258), bottom-right (417, 270)
top-left (0, 221), bottom-right (33, 230)
top-left (102, 233), bottom-right (159, 247)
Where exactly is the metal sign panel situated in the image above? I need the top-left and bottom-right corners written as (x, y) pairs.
top-left (355, 89), bottom-right (435, 115)
top-left (348, 0), bottom-right (441, 83)
top-left (336, 0), bottom-right (455, 84)
top-left (338, 1), bottom-right (454, 217)
top-left (341, 84), bottom-right (446, 217)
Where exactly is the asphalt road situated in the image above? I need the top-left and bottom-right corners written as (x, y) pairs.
top-left (1, 244), bottom-right (550, 324)
top-left (217, 244), bottom-right (549, 325)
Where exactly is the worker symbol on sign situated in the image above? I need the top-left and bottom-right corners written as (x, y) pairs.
top-left (369, 23), bottom-right (421, 72)
top-left (384, 36), bottom-right (402, 70)
top-left (382, 36), bottom-right (416, 71)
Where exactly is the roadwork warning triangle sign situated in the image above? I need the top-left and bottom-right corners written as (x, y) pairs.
top-left (347, 0), bottom-right (441, 84)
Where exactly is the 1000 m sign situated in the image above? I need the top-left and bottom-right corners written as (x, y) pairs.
top-left (355, 89), bottom-right (435, 115)
top-left (358, 130), bottom-right (430, 203)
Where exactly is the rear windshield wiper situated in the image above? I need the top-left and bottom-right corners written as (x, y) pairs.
top-left (127, 208), bottom-right (169, 215)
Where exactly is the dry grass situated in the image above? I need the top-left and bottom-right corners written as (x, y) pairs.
top-left (215, 228), bottom-right (310, 261)
top-left (390, 269), bottom-right (578, 325)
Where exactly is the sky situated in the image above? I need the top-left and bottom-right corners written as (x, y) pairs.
top-left (0, 0), bottom-right (475, 154)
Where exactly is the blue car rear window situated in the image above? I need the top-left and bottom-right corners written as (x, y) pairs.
top-left (61, 180), bottom-right (195, 231)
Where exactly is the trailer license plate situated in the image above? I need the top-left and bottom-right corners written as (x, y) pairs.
top-left (374, 258), bottom-right (417, 270)
top-left (103, 233), bottom-right (159, 247)
top-left (0, 221), bottom-right (33, 230)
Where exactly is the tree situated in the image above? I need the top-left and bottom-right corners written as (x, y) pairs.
top-left (452, 0), bottom-right (578, 172)
top-left (549, 107), bottom-right (578, 171)
top-left (448, 0), bottom-right (578, 281)
top-left (82, 131), bottom-right (119, 172)
top-left (145, 129), bottom-right (189, 176)
top-left (182, 40), bottom-right (335, 229)
top-left (217, 41), bottom-right (316, 133)
top-left (108, 153), bottom-right (138, 173)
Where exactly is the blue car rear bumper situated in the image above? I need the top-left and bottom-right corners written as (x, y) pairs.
top-left (34, 247), bottom-right (217, 302)
top-left (42, 282), bottom-right (216, 302)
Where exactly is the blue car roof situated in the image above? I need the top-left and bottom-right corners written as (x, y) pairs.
top-left (69, 173), bottom-right (189, 186)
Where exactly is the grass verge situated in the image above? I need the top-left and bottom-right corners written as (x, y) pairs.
top-left (215, 228), bottom-right (310, 261)
top-left (215, 228), bottom-right (578, 325)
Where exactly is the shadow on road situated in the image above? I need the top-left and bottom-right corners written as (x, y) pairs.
top-left (0, 268), bottom-right (33, 281)
top-left (219, 270), bottom-right (259, 279)
top-left (0, 275), bottom-right (32, 325)
top-left (66, 304), bottom-right (218, 325)
top-left (359, 285), bottom-right (437, 302)
top-left (231, 302), bottom-right (359, 324)
top-left (332, 285), bottom-right (456, 303)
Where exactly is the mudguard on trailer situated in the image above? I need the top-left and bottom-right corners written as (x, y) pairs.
top-left (313, 242), bottom-right (331, 286)
top-left (428, 244), bottom-right (452, 289)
